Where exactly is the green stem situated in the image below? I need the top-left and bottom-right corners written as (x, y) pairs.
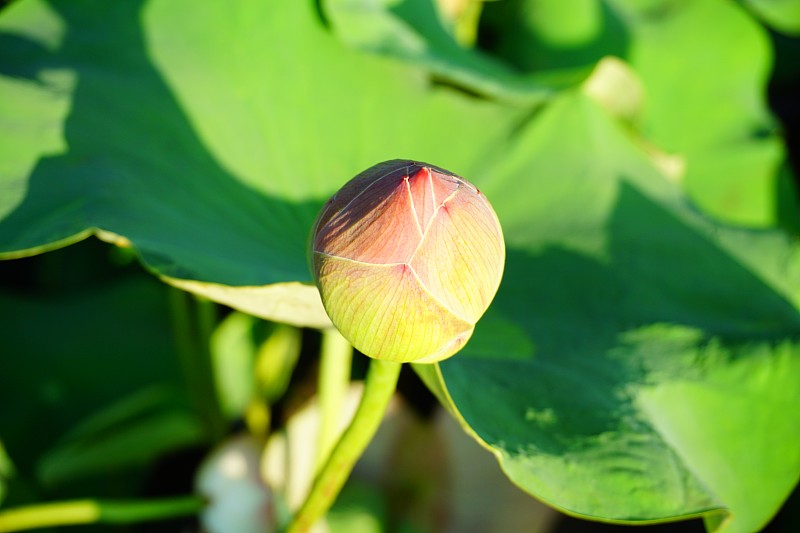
top-left (0, 495), bottom-right (204, 532)
top-left (194, 295), bottom-right (226, 439)
top-left (286, 359), bottom-right (402, 533)
top-left (168, 288), bottom-right (225, 441)
top-left (315, 329), bottom-right (353, 471)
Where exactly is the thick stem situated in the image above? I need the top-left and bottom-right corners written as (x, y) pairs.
top-left (168, 288), bottom-right (225, 440)
top-left (0, 495), bottom-right (204, 532)
top-left (286, 359), bottom-right (402, 533)
top-left (315, 329), bottom-right (353, 471)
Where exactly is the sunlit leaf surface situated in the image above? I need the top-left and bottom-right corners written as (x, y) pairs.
top-left (480, 0), bottom-right (792, 228)
top-left (417, 91), bottom-right (800, 532)
top-left (0, 0), bottom-right (521, 326)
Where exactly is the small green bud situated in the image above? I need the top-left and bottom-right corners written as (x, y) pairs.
top-left (310, 160), bottom-right (505, 363)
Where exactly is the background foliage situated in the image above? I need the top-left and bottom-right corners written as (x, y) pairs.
top-left (1, 0), bottom-right (799, 531)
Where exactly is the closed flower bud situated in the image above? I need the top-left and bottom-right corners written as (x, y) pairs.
top-left (310, 160), bottom-right (505, 363)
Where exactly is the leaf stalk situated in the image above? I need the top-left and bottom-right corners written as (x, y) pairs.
top-left (286, 358), bottom-right (402, 533)
top-left (0, 495), bottom-right (204, 532)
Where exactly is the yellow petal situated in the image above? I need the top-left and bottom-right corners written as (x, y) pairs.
top-left (314, 253), bottom-right (474, 363)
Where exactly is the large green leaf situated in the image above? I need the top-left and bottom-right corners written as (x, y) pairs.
top-left (0, 0), bottom-right (523, 327)
top-left (321, 0), bottom-right (567, 104)
top-left (480, 0), bottom-right (790, 228)
top-left (417, 90), bottom-right (800, 532)
top-left (614, 0), bottom-right (788, 228)
top-left (741, 0), bottom-right (800, 35)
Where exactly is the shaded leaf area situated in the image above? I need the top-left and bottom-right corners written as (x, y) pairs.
top-left (0, 271), bottom-right (205, 504)
top-left (616, 0), bottom-right (786, 229)
top-left (741, 0), bottom-right (800, 35)
top-left (0, 0), bottom-right (522, 327)
top-left (321, 0), bottom-right (573, 104)
top-left (477, 0), bottom-right (794, 228)
top-left (479, 0), bottom-right (629, 73)
top-left (421, 93), bottom-right (800, 533)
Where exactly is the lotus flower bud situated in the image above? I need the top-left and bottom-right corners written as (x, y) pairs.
top-left (310, 160), bottom-right (505, 364)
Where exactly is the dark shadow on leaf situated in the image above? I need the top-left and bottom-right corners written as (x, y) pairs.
top-left (0, 0), bottom-right (325, 285)
top-left (479, 0), bottom-right (629, 73)
top-left (608, 183), bottom-right (800, 340)
top-left (445, 246), bottom-right (630, 454)
top-left (390, 0), bottom-right (456, 51)
top-left (0, 33), bottom-right (57, 81)
top-left (441, 180), bottom-right (800, 457)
